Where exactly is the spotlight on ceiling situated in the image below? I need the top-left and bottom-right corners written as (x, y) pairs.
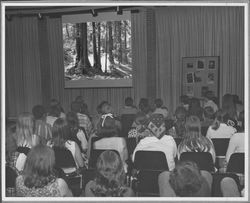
top-left (91, 9), bottom-right (98, 17)
top-left (38, 13), bottom-right (43, 20)
top-left (116, 6), bottom-right (123, 15)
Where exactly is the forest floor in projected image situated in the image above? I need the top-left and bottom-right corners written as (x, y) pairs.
top-left (63, 20), bottom-right (132, 87)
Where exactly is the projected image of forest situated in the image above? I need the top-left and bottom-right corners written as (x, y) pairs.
top-left (63, 20), bottom-right (132, 83)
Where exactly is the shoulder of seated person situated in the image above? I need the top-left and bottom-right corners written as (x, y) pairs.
top-left (123, 187), bottom-right (134, 197)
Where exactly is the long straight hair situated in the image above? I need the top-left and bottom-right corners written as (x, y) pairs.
top-left (52, 118), bottom-right (70, 148)
top-left (15, 112), bottom-right (34, 146)
top-left (23, 145), bottom-right (56, 188)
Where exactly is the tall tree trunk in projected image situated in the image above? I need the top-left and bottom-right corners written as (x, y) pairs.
top-left (108, 22), bottom-right (114, 68)
top-left (80, 22), bottom-right (91, 74)
top-left (123, 21), bottom-right (128, 64)
top-left (97, 22), bottom-right (101, 68)
top-left (75, 23), bottom-right (81, 67)
top-left (92, 22), bottom-right (102, 73)
top-left (116, 21), bottom-right (122, 65)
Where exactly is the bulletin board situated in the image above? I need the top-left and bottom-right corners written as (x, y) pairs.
top-left (182, 56), bottom-right (219, 99)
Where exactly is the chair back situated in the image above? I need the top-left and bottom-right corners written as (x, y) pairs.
top-left (226, 153), bottom-right (244, 174)
top-left (179, 152), bottom-right (214, 172)
top-left (211, 138), bottom-right (230, 157)
top-left (53, 146), bottom-right (76, 168)
top-left (89, 149), bottom-right (119, 169)
top-left (121, 114), bottom-right (136, 137)
top-left (134, 151), bottom-right (169, 171)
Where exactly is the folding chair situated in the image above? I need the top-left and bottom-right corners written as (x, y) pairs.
top-left (226, 153), bottom-right (244, 174)
top-left (211, 138), bottom-right (230, 168)
top-left (179, 152), bottom-right (215, 172)
top-left (53, 146), bottom-right (83, 196)
top-left (133, 151), bottom-right (169, 196)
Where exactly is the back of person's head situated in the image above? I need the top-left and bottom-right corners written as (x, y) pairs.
top-left (80, 102), bottom-right (89, 115)
top-left (50, 98), bottom-right (64, 113)
top-left (23, 145), bottom-right (56, 188)
top-left (169, 161), bottom-right (203, 197)
top-left (139, 98), bottom-right (151, 114)
top-left (97, 101), bottom-right (109, 114)
top-left (211, 110), bottom-right (225, 130)
top-left (100, 102), bottom-right (113, 115)
top-left (66, 111), bottom-right (79, 130)
top-left (155, 98), bottom-right (163, 108)
top-left (52, 118), bottom-right (70, 147)
top-left (125, 97), bottom-right (133, 107)
top-left (180, 95), bottom-right (189, 105)
top-left (16, 112), bottom-right (34, 145)
top-left (48, 105), bottom-right (61, 118)
top-left (222, 94), bottom-right (237, 118)
top-left (71, 101), bottom-right (81, 113)
top-left (188, 98), bottom-right (202, 118)
top-left (32, 105), bottom-right (46, 120)
top-left (94, 150), bottom-right (126, 197)
top-left (175, 106), bottom-right (187, 121)
top-left (185, 116), bottom-right (201, 134)
top-left (75, 95), bottom-right (84, 103)
top-left (203, 106), bottom-right (215, 120)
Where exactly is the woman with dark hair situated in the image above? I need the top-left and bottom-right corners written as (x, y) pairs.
top-left (159, 161), bottom-right (212, 197)
top-left (178, 116), bottom-right (216, 163)
top-left (221, 94), bottom-right (237, 120)
top-left (16, 145), bottom-right (72, 197)
top-left (85, 150), bottom-right (134, 197)
top-left (51, 118), bottom-right (84, 168)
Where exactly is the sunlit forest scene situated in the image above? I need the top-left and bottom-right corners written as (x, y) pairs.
top-left (63, 20), bottom-right (132, 82)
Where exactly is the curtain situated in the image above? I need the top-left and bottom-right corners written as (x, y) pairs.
top-left (6, 16), bottom-right (133, 118)
top-left (6, 17), bottom-right (42, 117)
top-left (131, 9), bottom-right (148, 105)
top-left (155, 7), bottom-right (244, 114)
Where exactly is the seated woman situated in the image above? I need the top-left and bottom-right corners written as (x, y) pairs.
top-left (153, 98), bottom-right (169, 119)
top-left (16, 145), bottom-right (72, 197)
top-left (32, 104), bottom-right (52, 145)
top-left (119, 97), bottom-right (138, 116)
top-left (132, 114), bottom-right (177, 171)
top-left (172, 106), bottom-right (187, 138)
top-left (178, 116), bottom-right (216, 163)
top-left (85, 150), bottom-right (134, 197)
top-left (206, 110), bottom-right (237, 139)
top-left (51, 118), bottom-right (84, 171)
top-left (12, 113), bottom-right (40, 172)
top-left (159, 161), bottom-right (212, 197)
top-left (46, 104), bottom-right (61, 128)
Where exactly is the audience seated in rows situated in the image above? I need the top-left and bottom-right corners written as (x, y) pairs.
top-left (16, 145), bottom-right (72, 197)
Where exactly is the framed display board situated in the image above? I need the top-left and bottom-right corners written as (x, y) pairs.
top-left (182, 56), bottom-right (219, 99)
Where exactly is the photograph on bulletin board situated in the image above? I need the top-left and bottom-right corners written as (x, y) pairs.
top-left (182, 56), bottom-right (219, 99)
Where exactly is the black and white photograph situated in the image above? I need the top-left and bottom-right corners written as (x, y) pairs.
top-left (197, 59), bottom-right (205, 69)
top-left (209, 60), bottom-right (216, 69)
top-left (186, 72), bottom-right (194, 84)
top-left (1, 0), bottom-right (248, 202)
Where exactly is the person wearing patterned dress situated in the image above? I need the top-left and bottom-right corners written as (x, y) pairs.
top-left (16, 145), bottom-right (72, 197)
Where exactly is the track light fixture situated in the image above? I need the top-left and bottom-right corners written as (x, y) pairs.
top-left (116, 6), bottom-right (123, 15)
top-left (38, 13), bottom-right (43, 20)
top-left (6, 14), bottom-right (12, 21)
top-left (91, 9), bottom-right (98, 17)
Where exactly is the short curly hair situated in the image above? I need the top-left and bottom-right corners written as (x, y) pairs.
top-left (169, 161), bottom-right (203, 197)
